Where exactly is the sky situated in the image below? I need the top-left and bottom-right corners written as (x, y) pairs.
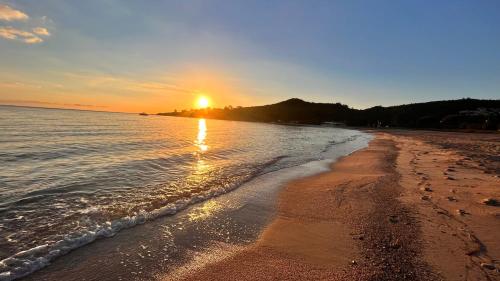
top-left (0, 0), bottom-right (499, 113)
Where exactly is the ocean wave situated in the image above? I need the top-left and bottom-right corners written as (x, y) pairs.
top-left (0, 180), bottom-right (238, 281)
top-left (0, 154), bottom-right (290, 281)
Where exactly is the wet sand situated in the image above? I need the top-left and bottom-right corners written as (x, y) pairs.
top-left (167, 131), bottom-right (499, 281)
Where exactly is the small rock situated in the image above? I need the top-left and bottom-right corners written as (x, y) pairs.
top-left (481, 198), bottom-right (499, 206)
top-left (480, 263), bottom-right (496, 270)
top-left (389, 215), bottom-right (399, 223)
top-left (351, 260), bottom-right (357, 265)
top-left (456, 209), bottom-right (467, 216)
top-left (447, 196), bottom-right (457, 202)
top-left (444, 176), bottom-right (455, 180)
top-left (352, 234), bottom-right (364, 240)
top-left (421, 195), bottom-right (430, 201)
top-left (420, 186), bottom-right (432, 192)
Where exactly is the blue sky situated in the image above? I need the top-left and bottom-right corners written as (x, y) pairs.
top-left (0, 0), bottom-right (499, 112)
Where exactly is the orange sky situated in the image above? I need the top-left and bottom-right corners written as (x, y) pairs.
top-left (0, 67), bottom-right (262, 113)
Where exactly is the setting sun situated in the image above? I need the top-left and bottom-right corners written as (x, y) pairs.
top-left (197, 96), bottom-right (210, 109)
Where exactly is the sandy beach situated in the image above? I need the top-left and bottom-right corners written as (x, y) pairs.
top-left (164, 131), bottom-right (500, 281)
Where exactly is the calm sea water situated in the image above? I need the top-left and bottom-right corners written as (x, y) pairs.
top-left (0, 105), bottom-right (368, 280)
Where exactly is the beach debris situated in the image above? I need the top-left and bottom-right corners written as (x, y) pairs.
top-left (481, 198), bottom-right (499, 207)
top-left (480, 263), bottom-right (496, 270)
top-left (420, 186), bottom-right (432, 192)
top-left (456, 209), bottom-right (467, 216)
top-left (421, 195), bottom-right (430, 201)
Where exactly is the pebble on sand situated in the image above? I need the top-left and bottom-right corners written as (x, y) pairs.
top-left (480, 263), bottom-right (496, 270)
top-left (481, 198), bottom-right (499, 206)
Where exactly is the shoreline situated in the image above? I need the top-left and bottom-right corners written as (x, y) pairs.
top-left (18, 130), bottom-right (370, 281)
top-left (14, 130), bottom-right (499, 280)
top-left (167, 131), bottom-right (500, 281)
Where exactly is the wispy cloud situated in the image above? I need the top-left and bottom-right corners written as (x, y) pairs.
top-left (0, 99), bottom-right (108, 108)
top-left (32, 27), bottom-right (50, 36)
top-left (0, 4), bottom-right (28, 21)
top-left (0, 5), bottom-right (51, 43)
top-left (63, 72), bottom-right (192, 94)
top-left (0, 26), bottom-right (44, 43)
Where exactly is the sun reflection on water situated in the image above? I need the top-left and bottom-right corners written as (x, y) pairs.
top-left (187, 200), bottom-right (222, 222)
top-left (190, 118), bottom-right (211, 187)
top-left (196, 118), bottom-right (208, 152)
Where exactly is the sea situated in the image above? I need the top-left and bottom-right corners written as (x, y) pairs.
top-left (0, 105), bottom-right (371, 281)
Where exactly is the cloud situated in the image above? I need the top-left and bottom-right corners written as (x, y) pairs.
top-left (32, 27), bottom-right (50, 36)
top-left (0, 4), bottom-right (28, 21)
top-left (0, 26), bottom-right (44, 43)
top-left (0, 5), bottom-right (51, 44)
top-left (63, 72), bottom-right (192, 94)
top-left (0, 99), bottom-right (108, 108)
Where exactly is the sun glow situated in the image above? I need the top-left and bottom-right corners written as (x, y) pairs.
top-left (197, 96), bottom-right (210, 108)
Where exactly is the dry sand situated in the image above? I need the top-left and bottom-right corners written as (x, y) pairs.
top-left (165, 131), bottom-right (499, 281)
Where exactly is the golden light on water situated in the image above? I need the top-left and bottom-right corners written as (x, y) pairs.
top-left (197, 96), bottom-right (210, 109)
top-left (187, 200), bottom-right (222, 222)
top-left (196, 118), bottom-right (208, 152)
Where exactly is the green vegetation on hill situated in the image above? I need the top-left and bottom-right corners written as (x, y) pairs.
top-left (158, 98), bottom-right (500, 130)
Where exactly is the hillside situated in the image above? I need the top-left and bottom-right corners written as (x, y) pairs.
top-left (158, 98), bottom-right (500, 130)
